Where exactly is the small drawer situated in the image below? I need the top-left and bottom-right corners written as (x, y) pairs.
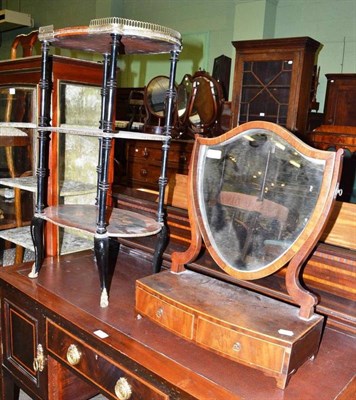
top-left (128, 143), bottom-right (162, 161)
top-left (168, 151), bottom-right (191, 165)
top-left (136, 287), bottom-right (194, 340)
top-left (127, 161), bottom-right (160, 184)
top-left (46, 319), bottom-right (168, 400)
top-left (196, 317), bottom-right (285, 373)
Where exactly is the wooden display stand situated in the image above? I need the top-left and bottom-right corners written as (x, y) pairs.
top-left (136, 121), bottom-right (343, 389)
top-left (23, 18), bottom-right (181, 308)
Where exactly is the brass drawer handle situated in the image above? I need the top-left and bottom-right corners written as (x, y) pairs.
top-left (232, 342), bottom-right (241, 352)
top-left (115, 377), bottom-right (132, 400)
top-left (33, 344), bottom-right (45, 372)
top-left (156, 307), bottom-right (164, 318)
top-left (179, 153), bottom-right (187, 161)
top-left (140, 168), bottom-right (148, 177)
top-left (142, 147), bottom-right (150, 158)
top-left (66, 344), bottom-right (82, 366)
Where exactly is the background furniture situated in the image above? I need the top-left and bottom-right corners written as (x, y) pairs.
top-left (212, 54), bottom-right (232, 100)
top-left (121, 139), bottom-right (192, 191)
top-left (231, 37), bottom-right (321, 138)
top-left (0, 31), bottom-right (38, 265)
top-left (116, 86), bottom-right (145, 128)
top-left (0, 134), bottom-right (31, 265)
top-left (0, 55), bottom-right (105, 264)
top-left (323, 73), bottom-right (356, 126)
top-left (114, 67), bottom-right (228, 198)
top-left (184, 70), bottom-right (224, 137)
top-left (310, 73), bottom-right (356, 203)
top-left (143, 75), bottom-right (173, 134)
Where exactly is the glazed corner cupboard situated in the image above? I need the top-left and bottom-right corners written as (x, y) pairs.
top-left (5, 18), bottom-right (181, 307)
top-left (231, 37), bottom-right (321, 138)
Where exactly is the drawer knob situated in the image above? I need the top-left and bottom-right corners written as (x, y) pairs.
top-left (142, 147), bottom-right (150, 158)
top-left (66, 344), bottom-right (82, 366)
top-left (180, 153), bottom-right (187, 161)
top-left (232, 342), bottom-right (241, 352)
top-left (33, 344), bottom-right (45, 372)
top-left (140, 168), bottom-right (148, 177)
top-left (156, 307), bottom-right (164, 318)
top-left (115, 377), bottom-right (132, 400)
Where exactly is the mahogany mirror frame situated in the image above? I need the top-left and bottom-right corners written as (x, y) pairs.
top-left (171, 121), bottom-right (343, 319)
top-left (186, 71), bottom-right (223, 137)
top-left (176, 73), bottom-right (193, 134)
top-left (143, 75), bottom-right (177, 134)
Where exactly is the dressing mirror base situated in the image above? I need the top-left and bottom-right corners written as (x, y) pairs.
top-left (136, 269), bottom-right (324, 389)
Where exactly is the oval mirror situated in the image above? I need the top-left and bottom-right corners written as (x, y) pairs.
top-left (189, 75), bottom-right (217, 128)
top-left (177, 74), bottom-right (193, 120)
top-left (145, 75), bottom-right (170, 118)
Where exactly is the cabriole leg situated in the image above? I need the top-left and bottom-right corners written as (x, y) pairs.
top-left (28, 217), bottom-right (45, 278)
top-left (29, 39), bottom-right (52, 278)
top-left (152, 224), bottom-right (169, 274)
top-left (94, 34), bottom-right (120, 307)
top-left (94, 234), bottom-right (110, 308)
top-left (153, 49), bottom-right (180, 273)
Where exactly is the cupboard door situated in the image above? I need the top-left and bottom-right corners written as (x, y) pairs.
top-left (323, 73), bottom-right (356, 126)
top-left (231, 37), bottom-right (321, 137)
top-left (239, 60), bottom-right (292, 126)
top-left (1, 288), bottom-right (47, 399)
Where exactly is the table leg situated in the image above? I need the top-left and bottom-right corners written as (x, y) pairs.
top-left (94, 234), bottom-right (110, 308)
top-left (28, 217), bottom-right (45, 278)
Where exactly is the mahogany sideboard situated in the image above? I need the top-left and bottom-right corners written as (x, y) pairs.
top-left (0, 247), bottom-right (355, 400)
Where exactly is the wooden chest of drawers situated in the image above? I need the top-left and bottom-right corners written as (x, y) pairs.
top-left (136, 269), bottom-right (324, 389)
top-left (47, 320), bottom-right (168, 399)
top-left (124, 139), bottom-right (193, 189)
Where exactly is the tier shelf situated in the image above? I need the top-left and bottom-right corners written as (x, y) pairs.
top-left (0, 176), bottom-right (97, 197)
top-left (41, 205), bottom-right (162, 238)
top-left (0, 225), bottom-right (92, 254)
top-left (0, 122), bottom-right (36, 130)
top-left (0, 123), bottom-right (170, 141)
top-left (51, 125), bottom-right (170, 140)
top-left (39, 17), bottom-right (181, 55)
top-left (0, 123), bottom-right (32, 147)
top-left (27, 16), bottom-right (181, 306)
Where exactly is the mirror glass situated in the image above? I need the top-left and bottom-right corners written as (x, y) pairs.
top-left (177, 74), bottom-right (193, 118)
top-left (0, 85), bottom-right (36, 173)
top-left (198, 128), bottom-right (326, 272)
top-left (59, 82), bottom-right (101, 205)
top-left (0, 86), bottom-right (35, 124)
top-left (189, 75), bottom-right (217, 127)
top-left (146, 75), bottom-right (170, 117)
